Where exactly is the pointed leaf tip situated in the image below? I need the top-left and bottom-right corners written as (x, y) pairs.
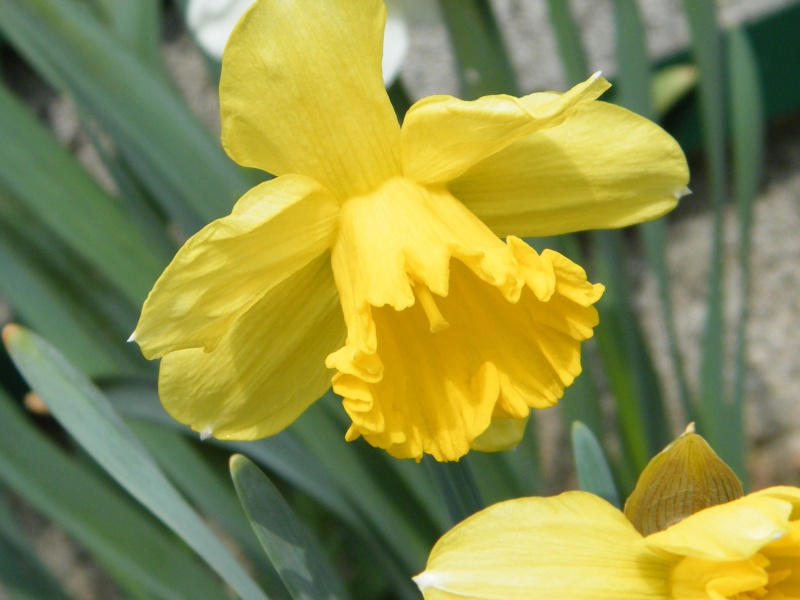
top-left (2, 323), bottom-right (21, 347)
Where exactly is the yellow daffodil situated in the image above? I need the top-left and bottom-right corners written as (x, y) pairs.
top-left (130, 0), bottom-right (689, 461)
top-left (414, 487), bottom-right (800, 599)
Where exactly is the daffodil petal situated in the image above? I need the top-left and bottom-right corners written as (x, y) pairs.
top-left (401, 73), bottom-right (610, 184)
top-left (330, 249), bottom-right (602, 462)
top-left (671, 555), bottom-right (772, 600)
top-left (220, 0), bottom-right (401, 197)
top-left (448, 100), bottom-right (690, 237)
top-left (644, 492), bottom-right (796, 561)
top-left (132, 175), bottom-right (339, 359)
top-left (158, 253), bottom-right (345, 440)
top-left (414, 492), bottom-right (668, 600)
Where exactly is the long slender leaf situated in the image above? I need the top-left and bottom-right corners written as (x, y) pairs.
top-left (727, 25), bottom-right (764, 488)
top-left (290, 397), bottom-right (434, 572)
top-left (0, 82), bottom-right (168, 306)
top-left (0, 389), bottom-right (229, 600)
top-left (130, 421), bottom-right (289, 597)
top-left (102, 378), bottom-right (422, 598)
top-left (0, 0), bottom-right (253, 233)
top-left (88, 0), bottom-right (164, 75)
top-left (591, 235), bottom-right (670, 472)
top-left (4, 325), bottom-right (269, 600)
top-left (102, 379), bottom-right (368, 534)
top-left (612, 0), bottom-right (694, 424)
top-left (0, 219), bottom-right (134, 378)
top-left (425, 459), bottom-right (484, 527)
top-left (571, 422), bottom-right (620, 508)
top-left (436, 0), bottom-right (518, 97)
top-left (0, 489), bottom-right (70, 600)
top-left (231, 455), bottom-right (352, 600)
top-left (682, 0), bottom-right (734, 471)
top-left (545, 0), bottom-right (589, 86)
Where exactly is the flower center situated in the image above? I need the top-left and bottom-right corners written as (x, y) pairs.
top-left (413, 281), bottom-right (449, 333)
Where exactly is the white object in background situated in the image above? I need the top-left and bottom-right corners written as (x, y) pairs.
top-left (186, 0), bottom-right (410, 86)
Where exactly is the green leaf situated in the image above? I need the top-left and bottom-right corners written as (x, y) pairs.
top-left (230, 454), bottom-right (352, 600)
top-left (88, 0), bottom-right (163, 75)
top-left (436, 0), bottom-right (518, 97)
top-left (682, 0), bottom-right (733, 471)
top-left (0, 218), bottom-right (135, 378)
top-left (612, 0), bottom-right (694, 427)
top-left (545, 0), bottom-right (589, 85)
top-left (130, 421), bottom-right (289, 597)
top-left (0, 489), bottom-right (70, 600)
top-left (652, 64), bottom-right (698, 116)
top-left (425, 458), bottom-right (484, 527)
top-left (4, 325), bottom-right (269, 600)
top-left (0, 0), bottom-right (253, 233)
top-left (0, 82), bottom-right (168, 306)
top-left (0, 389), bottom-right (229, 600)
top-left (289, 396), bottom-right (434, 572)
top-left (591, 230), bottom-right (670, 473)
top-left (727, 25), bottom-right (764, 487)
top-left (571, 422), bottom-right (620, 508)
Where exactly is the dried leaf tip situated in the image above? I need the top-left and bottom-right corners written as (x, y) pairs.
top-left (624, 423), bottom-right (743, 536)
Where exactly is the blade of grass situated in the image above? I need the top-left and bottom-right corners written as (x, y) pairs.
top-left (425, 459), bottom-right (483, 526)
top-left (0, 0), bottom-right (253, 233)
top-left (88, 0), bottom-right (164, 76)
top-left (290, 396), bottom-right (435, 571)
top-left (681, 0), bottom-right (734, 471)
top-left (0, 489), bottom-right (71, 600)
top-left (612, 0), bottom-right (695, 423)
top-left (0, 389), bottom-right (230, 600)
top-left (727, 25), bottom-right (764, 487)
top-left (545, 0), bottom-right (589, 85)
top-left (0, 82), bottom-right (168, 306)
top-left (571, 421), bottom-right (621, 508)
top-left (102, 377), bottom-right (424, 594)
top-left (542, 2), bottom-right (673, 477)
top-left (130, 422), bottom-right (290, 597)
top-left (0, 220), bottom-right (135, 378)
top-left (102, 379), bottom-right (368, 535)
top-left (591, 230), bottom-right (671, 470)
top-left (231, 455), bottom-right (352, 600)
top-left (4, 325), bottom-right (269, 600)
top-left (436, 0), bottom-right (518, 97)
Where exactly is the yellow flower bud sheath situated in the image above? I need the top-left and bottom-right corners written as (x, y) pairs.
top-left (131, 0), bottom-right (689, 461)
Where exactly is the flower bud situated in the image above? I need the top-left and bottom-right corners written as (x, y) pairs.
top-left (623, 423), bottom-right (743, 536)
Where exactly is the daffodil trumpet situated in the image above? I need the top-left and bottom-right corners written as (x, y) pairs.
top-left (131, 0), bottom-right (689, 461)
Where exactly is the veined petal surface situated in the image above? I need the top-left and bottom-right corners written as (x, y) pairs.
top-left (449, 99), bottom-right (690, 238)
top-left (133, 175), bottom-right (339, 359)
top-left (158, 253), bottom-right (345, 440)
top-left (220, 0), bottom-right (401, 197)
top-left (414, 492), bottom-right (668, 600)
top-left (401, 73), bottom-right (609, 184)
top-left (328, 177), bottom-right (523, 363)
top-left (329, 204), bottom-right (603, 460)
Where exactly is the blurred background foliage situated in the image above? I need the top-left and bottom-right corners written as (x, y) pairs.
top-left (0, 0), bottom-right (799, 598)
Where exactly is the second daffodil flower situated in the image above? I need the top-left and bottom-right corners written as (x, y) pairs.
top-left (415, 427), bottom-right (800, 598)
top-left (131, 0), bottom-right (689, 461)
